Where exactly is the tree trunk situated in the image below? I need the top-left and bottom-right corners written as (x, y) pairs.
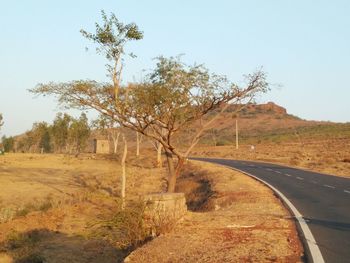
top-left (121, 135), bottom-right (127, 208)
top-left (165, 151), bottom-right (185, 193)
top-left (136, 132), bottom-right (141, 157)
top-left (113, 132), bottom-right (120, 154)
top-left (157, 144), bottom-right (163, 168)
top-left (165, 151), bottom-right (176, 193)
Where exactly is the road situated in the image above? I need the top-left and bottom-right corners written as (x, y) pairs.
top-left (192, 158), bottom-right (350, 263)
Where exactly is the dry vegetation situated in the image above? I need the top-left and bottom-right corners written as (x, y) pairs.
top-left (126, 161), bottom-right (303, 262)
top-left (192, 138), bottom-right (350, 177)
top-left (0, 152), bottom-right (166, 263)
top-left (189, 103), bottom-right (350, 177)
top-left (0, 152), bottom-right (303, 262)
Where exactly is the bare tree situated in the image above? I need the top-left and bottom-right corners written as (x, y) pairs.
top-left (110, 128), bottom-right (121, 154)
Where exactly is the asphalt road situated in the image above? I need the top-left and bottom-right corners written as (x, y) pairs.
top-left (192, 158), bottom-right (350, 263)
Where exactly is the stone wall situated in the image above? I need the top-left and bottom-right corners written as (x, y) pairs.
top-left (143, 193), bottom-right (187, 236)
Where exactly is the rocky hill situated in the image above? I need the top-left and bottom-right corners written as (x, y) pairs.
top-left (183, 102), bottom-right (348, 146)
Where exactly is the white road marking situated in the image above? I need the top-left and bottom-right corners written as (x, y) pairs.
top-left (344, 190), bottom-right (350, 194)
top-left (323, 184), bottom-right (335, 189)
top-left (284, 173), bottom-right (292, 177)
top-left (275, 170), bottom-right (282, 174)
top-left (296, 177), bottom-right (304, 180)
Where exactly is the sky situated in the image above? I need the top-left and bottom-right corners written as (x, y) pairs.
top-left (1, 0), bottom-right (349, 136)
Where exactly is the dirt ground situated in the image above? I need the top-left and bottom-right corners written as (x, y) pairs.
top-left (191, 138), bottom-right (350, 177)
top-left (0, 153), bottom-right (303, 262)
top-left (125, 161), bottom-right (303, 262)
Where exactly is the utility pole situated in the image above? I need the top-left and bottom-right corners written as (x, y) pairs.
top-left (235, 114), bottom-right (239, 150)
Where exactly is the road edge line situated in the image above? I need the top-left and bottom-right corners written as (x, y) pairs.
top-left (195, 160), bottom-right (325, 263)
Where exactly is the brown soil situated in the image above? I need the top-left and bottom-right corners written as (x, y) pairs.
top-left (125, 161), bottom-right (304, 262)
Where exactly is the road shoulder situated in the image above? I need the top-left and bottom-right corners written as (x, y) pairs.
top-left (125, 160), bottom-right (304, 262)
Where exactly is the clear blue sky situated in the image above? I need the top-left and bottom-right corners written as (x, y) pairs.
top-left (1, 0), bottom-right (349, 136)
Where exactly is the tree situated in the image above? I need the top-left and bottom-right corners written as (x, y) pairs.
top-left (30, 13), bottom-right (269, 193)
top-left (34, 122), bottom-right (51, 153)
top-left (31, 57), bottom-right (268, 192)
top-left (68, 113), bottom-right (90, 156)
top-left (51, 113), bottom-right (71, 153)
top-left (0, 114), bottom-right (3, 132)
top-left (2, 136), bottom-right (15, 152)
top-left (31, 122), bottom-right (52, 153)
top-left (80, 10), bottom-right (143, 99)
top-left (136, 132), bottom-right (143, 157)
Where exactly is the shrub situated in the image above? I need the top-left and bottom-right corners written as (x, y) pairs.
top-left (90, 198), bottom-right (149, 249)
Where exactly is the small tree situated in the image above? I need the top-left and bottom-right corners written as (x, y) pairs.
top-left (33, 122), bottom-right (51, 153)
top-left (68, 113), bottom-right (91, 156)
top-left (52, 113), bottom-right (71, 153)
top-left (2, 136), bottom-right (14, 152)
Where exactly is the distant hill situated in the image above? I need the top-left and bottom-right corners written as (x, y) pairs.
top-left (195, 102), bottom-right (350, 146)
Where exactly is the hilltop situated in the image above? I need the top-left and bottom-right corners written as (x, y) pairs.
top-left (194, 102), bottom-right (349, 146)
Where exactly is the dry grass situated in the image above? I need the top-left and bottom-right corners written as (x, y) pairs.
top-left (0, 152), bottom-right (167, 263)
top-left (126, 161), bottom-right (304, 262)
top-left (0, 152), bottom-right (304, 262)
top-left (192, 138), bottom-right (350, 177)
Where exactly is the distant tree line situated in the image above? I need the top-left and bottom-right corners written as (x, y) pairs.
top-left (1, 112), bottom-right (90, 155)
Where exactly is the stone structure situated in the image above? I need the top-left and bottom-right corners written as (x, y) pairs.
top-left (93, 139), bottom-right (110, 154)
top-left (143, 193), bottom-right (187, 235)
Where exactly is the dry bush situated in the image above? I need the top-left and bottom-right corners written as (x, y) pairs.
top-left (143, 200), bottom-right (182, 237)
top-left (89, 198), bottom-right (149, 250)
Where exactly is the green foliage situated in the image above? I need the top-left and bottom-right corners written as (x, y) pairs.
top-left (51, 113), bottom-right (71, 152)
top-left (31, 122), bottom-right (52, 153)
top-left (80, 10), bottom-right (143, 78)
top-left (0, 113), bottom-right (3, 131)
top-left (2, 136), bottom-right (15, 152)
top-left (10, 112), bottom-right (92, 154)
top-left (68, 113), bottom-right (91, 155)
